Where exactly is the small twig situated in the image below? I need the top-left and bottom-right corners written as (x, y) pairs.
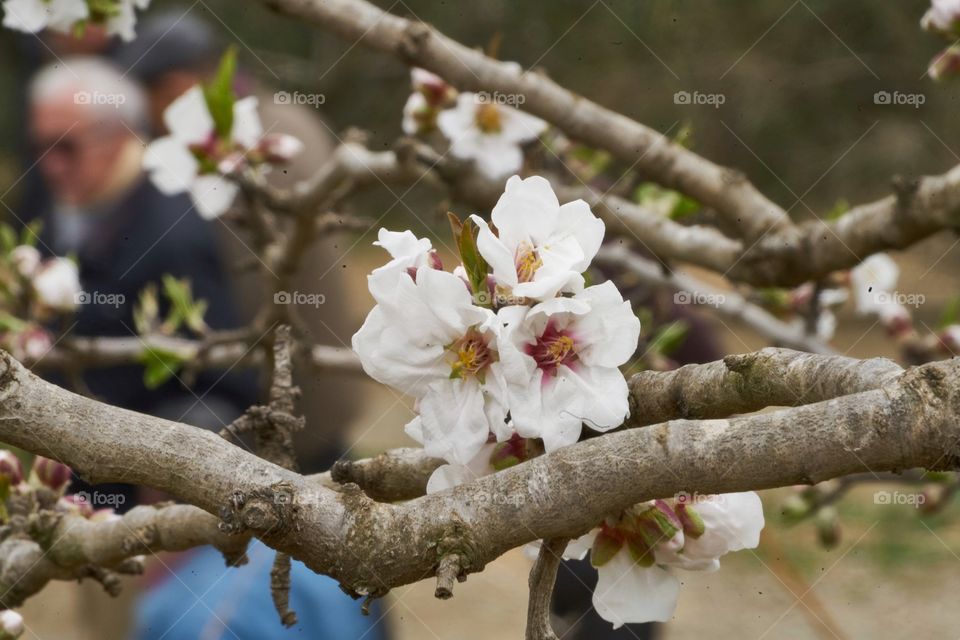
top-left (434, 553), bottom-right (460, 599)
top-left (270, 552), bottom-right (298, 627)
top-left (525, 537), bottom-right (569, 640)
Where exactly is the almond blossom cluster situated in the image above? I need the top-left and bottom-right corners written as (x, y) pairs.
top-left (353, 175), bottom-right (764, 626)
top-left (2, 0), bottom-right (150, 41)
top-left (0, 243), bottom-right (80, 362)
top-left (144, 50), bottom-right (303, 219)
top-left (401, 66), bottom-right (548, 180)
top-left (353, 174), bottom-right (638, 464)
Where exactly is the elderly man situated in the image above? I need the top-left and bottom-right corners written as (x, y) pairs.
top-left (27, 55), bottom-right (253, 437)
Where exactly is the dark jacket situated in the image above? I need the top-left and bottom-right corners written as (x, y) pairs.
top-left (32, 177), bottom-right (258, 415)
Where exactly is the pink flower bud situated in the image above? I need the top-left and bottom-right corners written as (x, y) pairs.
top-left (259, 133), bottom-right (304, 163)
top-left (33, 456), bottom-right (72, 492)
top-left (929, 44), bottom-right (960, 80)
top-left (0, 451), bottom-right (23, 486)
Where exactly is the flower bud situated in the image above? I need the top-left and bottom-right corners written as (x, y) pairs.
top-left (781, 493), bottom-right (813, 523)
top-left (675, 502), bottom-right (706, 539)
top-left (0, 610), bottom-right (24, 639)
top-left (32, 456), bottom-right (72, 492)
top-left (259, 133), bottom-right (304, 163)
top-left (590, 526), bottom-right (624, 568)
top-left (10, 246), bottom-right (40, 278)
top-left (929, 45), bottom-right (960, 80)
top-left (814, 507), bottom-right (841, 550)
top-left (0, 452), bottom-right (23, 486)
top-left (489, 433), bottom-right (542, 471)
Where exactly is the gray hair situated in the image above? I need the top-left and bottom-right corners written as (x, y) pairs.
top-left (29, 56), bottom-right (148, 133)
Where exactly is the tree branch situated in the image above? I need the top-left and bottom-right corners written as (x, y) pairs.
top-left (1, 348), bottom-right (958, 601)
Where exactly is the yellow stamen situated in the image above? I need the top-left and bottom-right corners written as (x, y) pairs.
top-left (475, 103), bottom-right (502, 133)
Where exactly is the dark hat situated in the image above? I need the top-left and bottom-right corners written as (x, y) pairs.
top-left (113, 8), bottom-right (222, 84)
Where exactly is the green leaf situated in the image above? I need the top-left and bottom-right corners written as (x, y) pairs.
top-left (133, 283), bottom-right (159, 336)
top-left (138, 347), bottom-right (185, 389)
top-left (939, 295), bottom-right (960, 329)
top-left (161, 275), bottom-right (208, 335)
top-left (456, 217), bottom-right (490, 307)
top-left (203, 47), bottom-right (238, 139)
top-left (649, 321), bottom-right (689, 357)
top-left (826, 199), bottom-right (850, 221)
top-left (633, 182), bottom-right (700, 220)
top-left (0, 225), bottom-right (16, 253)
top-left (20, 220), bottom-right (43, 247)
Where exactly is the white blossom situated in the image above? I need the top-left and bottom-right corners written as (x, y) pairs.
top-left (500, 280), bottom-right (640, 451)
top-left (32, 257), bottom-right (80, 312)
top-left (573, 493), bottom-right (764, 627)
top-left (437, 89), bottom-right (547, 179)
top-left (2, 0), bottom-right (148, 40)
top-left (922, 0), bottom-right (960, 34)
top-left (2, 0), bottom-right (86, 35)
top-left (352, 259), bottom-right (517, 464)
top-left (849, 253), bottom-right (911, 330)
top-left (143, 86), bottom-right (265, 220)
top-left (473, 175), bottom-right (604, 301)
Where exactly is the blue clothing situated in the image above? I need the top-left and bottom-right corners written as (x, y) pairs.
top-left (133, 540), bottom-right (389, 640)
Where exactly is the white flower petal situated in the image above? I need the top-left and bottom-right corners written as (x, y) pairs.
top-left (189, 174), bottom-right (238, 220)
top-left (419, 379), bottom-right (491, 464)
top-left (658, 492), bottom-right (764, 571)
top-left (3, 0), bottom-right (52, 32)
top-left (231, 96), bottom-right (263, 149)
top-left (372, 228), bottom-right (434, 276)
top-left (164, 86), bottom-right (214, 145)
top-left (573, 282), bottom-right (641, 368)
top-left (491, 175), bottom-right (560, 250)
top-left (143, 137), bottom-right (200, 195)
top-left (593, 550), bottom-right (681, 627)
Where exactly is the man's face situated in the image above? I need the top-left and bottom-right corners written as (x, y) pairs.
top-left (30, 98), bottom-right (131, 206)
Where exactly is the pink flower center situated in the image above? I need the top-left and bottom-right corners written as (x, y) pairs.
top-left (526, 321), bottom-right (578, 377)
top-left (448, 328), bottom-right (496, 380)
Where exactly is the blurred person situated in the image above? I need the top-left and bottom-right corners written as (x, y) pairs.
top-left (27, 56), bottom-right (251, 426)
top-left (114, 9), bottom-right (363, 475)
top-left (27, 57), bottom-right (387, 640)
